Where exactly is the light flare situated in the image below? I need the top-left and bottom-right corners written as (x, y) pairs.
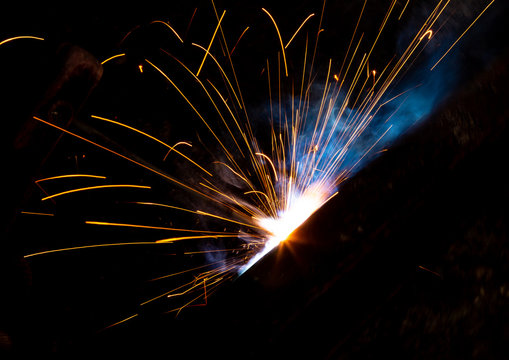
top-left (239, 183), bottom-right (334, 274)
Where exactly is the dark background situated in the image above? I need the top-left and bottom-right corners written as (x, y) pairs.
top-left (1, 0), bottom-right (508, 358)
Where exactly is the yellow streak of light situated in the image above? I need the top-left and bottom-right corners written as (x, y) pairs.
top-left (141, 258), bottom-right (238, 307)
top-left (163, 141), bottom-right (192, 161)
top-left (35, 174), bottom-right (106, 183)
top-left (144, 59), bottom-right (238, 169)
top-left (149, 258), bottom-right (229, 282)
top-left (150, 20), bottom-right (184, 43)
top-left (213, 161), bottom-right (251, 187)
top-left (431, 0), bottom-right (495, 71)
top-left (100, 53), bottom-right (126, 65)
top-left (85, 221), bottom-right (238, 234)
top-left (130, 201), bottom-right (199, 215)
top-left (285, 13), bottom-right (315, 49)
top-left (20, 211), bottom-right (54, 217)
top-left (41, 184), bottom-right (151, 201)
top-left (90, 115), bottom-right (211, 176)
top-left (160, 48), bottom-right (246, 154)
top-left (0, 35), bottom-right (44, 47)
top-left (184, 248), bottom-right (241, 255)
top-left (192, 43), bottom-right (243, 110)
top-left (100, 314), bottom-right (139, 331)
top-left (262, 8), bottom-right (289, 77)
top-left (230, 26), bottom-right (250, 56)
top-left (244, 190), bottom-right (271, 202)
top-left (24, 242), bottom-right (163, 258)
top-left (155, 234), bottom-right (240, 244)
top-left (196, 10), bottom-right (226, 76)
top-left (398, 0), bottom-right (411, 21)
top-left (196, 210), bottom-right (263, 230)
top-left (419, 29), bottom-right (433, 41)
top-left (33, 116), bottom-right (210, 199)
top-left (255, 152), bottom-right (279, 181)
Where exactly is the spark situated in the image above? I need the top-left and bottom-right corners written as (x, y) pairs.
top-left (90, 115), bottom-right (211, 175)
top-left (398, 0), bottom-right (411, 21)
top-left (431, 0), bottom-right (495, 71)
top-left (150, 20), bottom-right (184, 43)
top-left (262, 8), bottom-right (289, 77)
top-left (41, 184), bottom-right (151, 201)
top-left (419, 29), bottom-right (433, 41)
top-left (24, 241), bottom-right (166, 258)
top-left (20, 211), bottom-right (54, 217)
top-left (230, 26), bottom-right (250, 56)
top-left (100, 314), bottom-right (139, 332)
top-left (196, 10), bottom-right (226, 76)
top-left (155, 234), bottom-right (242, 244)
top-left (255, 152), bottom-right (279, 181)
top-left (19, 0), bottom-right (495, 320)
top-left (85, 220), bottom-right (239, 234)
top-left (0, 35), bottom-right (44, 47)
top-left (285, 13), bottom-right (315, 49)
top-left (101, 53), bottom-right (126, 65)
top-left (35, 174), bottom-right (107, 183)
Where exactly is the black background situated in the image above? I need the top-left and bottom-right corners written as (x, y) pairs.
top-left (1, 0), bottom-right (509, 358)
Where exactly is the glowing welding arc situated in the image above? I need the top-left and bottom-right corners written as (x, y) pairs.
top-left (150, 20), bottom-right (184, 43)
top-left (255, 152), bottom-right (278, 181)
top-left (262, 8), bottom-right (289, 77)
top-left (41, 184), bottom-right (151, 201)
top-left (196, 10), bottom-right (226, 76)
top-left (0, 35), bottom-right (44, 47)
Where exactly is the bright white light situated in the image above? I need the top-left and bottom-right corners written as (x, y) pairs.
top-left (238, 183), bottom-right (332, 275)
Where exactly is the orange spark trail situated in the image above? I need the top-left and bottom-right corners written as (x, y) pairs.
top-left (41, 184), bottom-right (151, 201)
top-left (35, 174), bottom-right (107, 183)
top-left (0, 35), bottom-right (44, 46)
top-left (431, 0), bottom-right (495, 71)
top-left (262, 8), bottom-right (289, 77)
top-left (196, 10), bottom-right (226, 76)
top-left (285, 13), bottom-right (315, 49)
